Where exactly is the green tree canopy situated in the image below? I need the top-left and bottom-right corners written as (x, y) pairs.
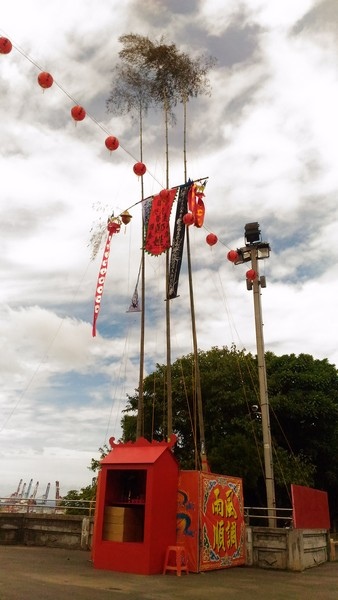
top-left (121, 346), bottom-right (338, 517)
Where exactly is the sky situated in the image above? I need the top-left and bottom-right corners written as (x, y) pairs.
top-left (1, 0), bottom-right (337, 500)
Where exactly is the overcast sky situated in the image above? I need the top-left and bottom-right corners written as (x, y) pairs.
top-left (1, 0), bottom-right (337, 500)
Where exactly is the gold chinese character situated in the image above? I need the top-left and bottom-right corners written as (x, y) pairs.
top-left (225, 521), bottom-right (238, 549)
top-left (213, 519), bottom-right (225, 551)
top-left (225, 489), bottom-right (237, 519)
top-left (212, 488), bottom-right (224, 516)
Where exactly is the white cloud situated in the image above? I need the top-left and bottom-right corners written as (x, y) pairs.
top-left (0, 0), bottom-right (337, 497)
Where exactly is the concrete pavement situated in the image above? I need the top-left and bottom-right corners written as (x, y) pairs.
top-left (0, 545), bottom-right (337, 600)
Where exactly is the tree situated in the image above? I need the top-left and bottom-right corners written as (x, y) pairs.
top-left (265, 351), bottom-right (338, 510)
top-left (107, 33), bottom-right (215, 184)
top-left (122, 346), bottom-right (338, 517)
top-left (60, 483), bottom-right (96, 515)
top-left (88, 444), bottom-right (111, 474)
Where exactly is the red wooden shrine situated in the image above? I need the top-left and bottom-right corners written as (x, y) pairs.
top-left (91, 435), bottom-right (179, 574)
top-left (176, 470), bottom-right (245, 572)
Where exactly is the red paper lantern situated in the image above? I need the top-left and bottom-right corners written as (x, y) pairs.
top-left (0, 37), bottom-right (12, 54)
top-left (227, 250), bottom-right (238, 263)
top-left (133, 162), bottom-right (146, 176)
top-left (71, 105), bottom-right (86, 121)
top-left (105, 136), bottom-right (119, 151)
top-left (38, 71), bottom-right (54, 89)
top-left (246, 269), bottom-right (257, 281)
top-left (183, 212), bottom-right (194, 226)
top-left (206, 233), bottom-right (218, 246)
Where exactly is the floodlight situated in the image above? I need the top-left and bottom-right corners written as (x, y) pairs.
top-left (245, 222), bottom-right (261, 244)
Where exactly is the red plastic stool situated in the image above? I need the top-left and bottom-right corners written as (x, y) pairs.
top-left (163, 545), bottom-right (189, 576)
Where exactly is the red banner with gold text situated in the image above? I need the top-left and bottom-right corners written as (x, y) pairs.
top-left (144, 188), bottom-right (177, 256)
top-left (177, 471), bottom-right (245, 572)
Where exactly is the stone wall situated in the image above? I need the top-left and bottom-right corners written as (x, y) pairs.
top-left (0, 512), bottom-right (93, 549)
top-left (0, 512), bottom-right (332, 571)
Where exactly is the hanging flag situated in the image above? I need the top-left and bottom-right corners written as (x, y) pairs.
top-left (126, 288), bottom-right (141, 313)
top-left (167, 183), bottom-right (190, 299)
top-left (187, 181), bottom-right (207, 228)
top-left (92, 218), bottom-right (121, 337)
top-left (126, 260), bottom-right (142, 313)
top-left (142, 195), bottom-right (153, 231)
top-left (188, 181), bottom-right (196, 214)
top-left (193, 181), bottom-right (206, 228)
top-left (144, 188), bottom-right (177, 256)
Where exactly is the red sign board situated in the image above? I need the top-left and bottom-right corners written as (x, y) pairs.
top-left (177, 471), bottom-right (245, 572)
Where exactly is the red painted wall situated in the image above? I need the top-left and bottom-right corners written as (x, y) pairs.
top-left (291, 484), bottom-right (330, 529)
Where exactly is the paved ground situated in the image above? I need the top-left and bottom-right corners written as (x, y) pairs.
top-left (0, 546), bottom-right (337, 600)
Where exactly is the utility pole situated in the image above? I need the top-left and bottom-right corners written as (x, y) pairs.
top-left (250, 247), bottom-right (276, 527)
top-left (228, 222), bottom-right (276, 527)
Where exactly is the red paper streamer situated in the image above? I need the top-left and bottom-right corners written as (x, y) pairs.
top-left (92, 220), bottom-right (120, 337)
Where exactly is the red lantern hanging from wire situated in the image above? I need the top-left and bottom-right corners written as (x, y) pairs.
top-left (0, 37), bottom-right (12, 54)
top-left (105, 136), bottom-right (119, 151)
top-left (37, 71), bottom-right (54, 89)
top-left (183, 212), bottom-right (194, 226)
top-left (227, 250), bottom-right (238, 263)
top-left (71, 105), bottom-right (86, 122)
top-left (206, 233), bottom-right (218, 247)
top-left (133, 162), bottom-right (146, 176)
top-left (246, 269), bottom-right (257, 281)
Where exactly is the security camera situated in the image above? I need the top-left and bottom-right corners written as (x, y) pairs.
top-left (251, 404), bottom-right (259, 413)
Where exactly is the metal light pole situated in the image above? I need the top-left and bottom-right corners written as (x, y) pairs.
top-left (228, 222), bottom-right (276, 527)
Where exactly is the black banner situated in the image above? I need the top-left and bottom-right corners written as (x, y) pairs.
top-left (167, 184), bottom-right (190, 299)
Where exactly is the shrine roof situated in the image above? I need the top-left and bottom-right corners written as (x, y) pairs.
top-left (100, 435), bottom-right (178, 466)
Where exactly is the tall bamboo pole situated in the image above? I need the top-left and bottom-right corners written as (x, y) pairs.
top-left (136, 104), bottom-right (145, 439)
top-left (183, 97), bottom-right (208, 471)
top-left (164, 96), bottom-right (173, 438)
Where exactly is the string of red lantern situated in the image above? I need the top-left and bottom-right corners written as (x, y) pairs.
top-left (0, 34), bottom-right (247, 264)
top-left (0, 35), bottom-right (150, 179)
